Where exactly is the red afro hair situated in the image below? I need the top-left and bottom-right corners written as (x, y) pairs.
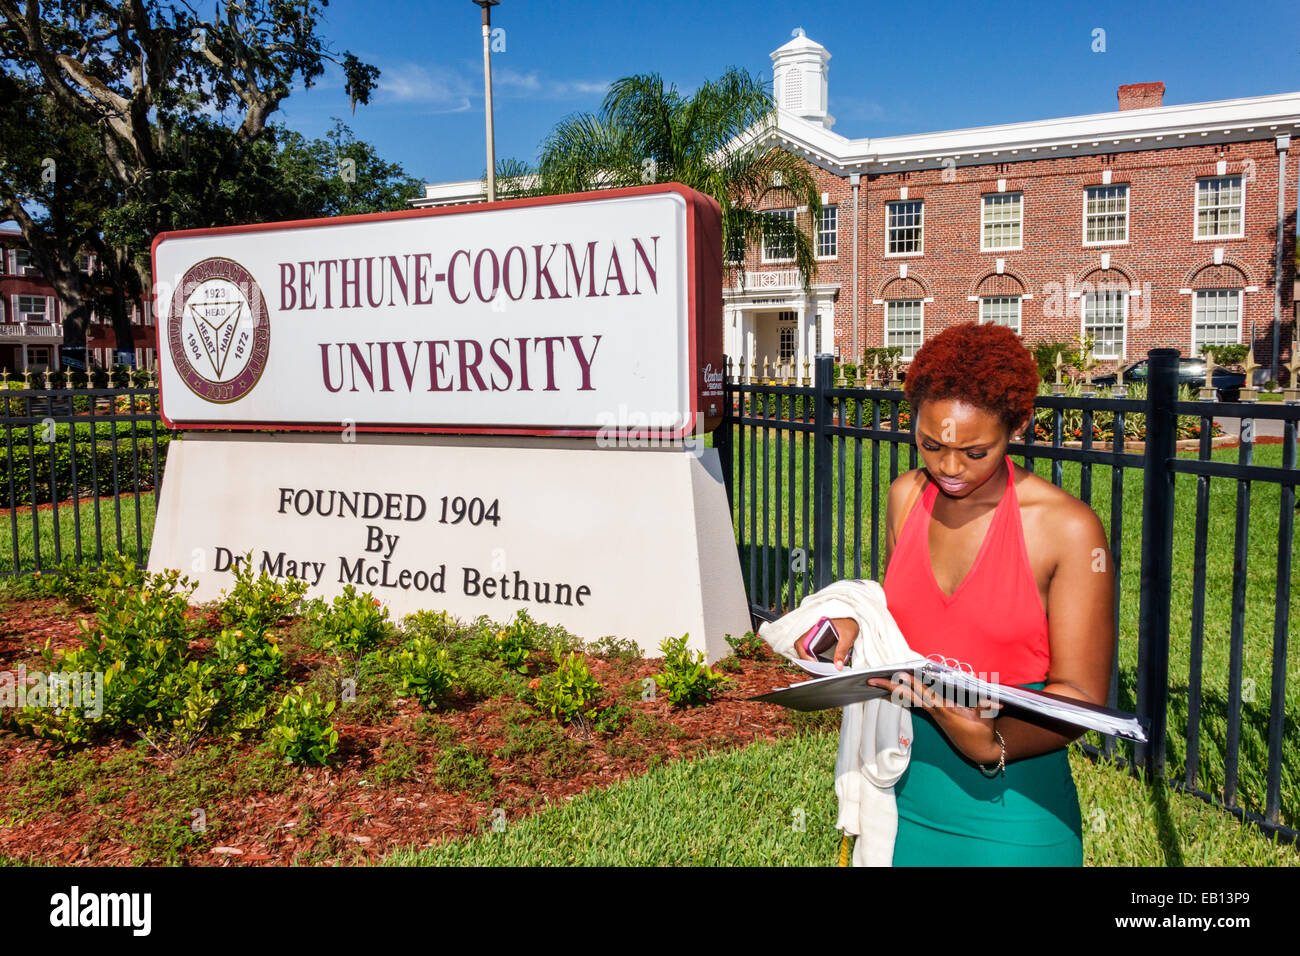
top-left (902, 322), bottom-right (1039, 433)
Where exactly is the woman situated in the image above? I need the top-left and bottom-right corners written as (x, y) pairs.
top-left (796, 322), bottom-right (1116, 865)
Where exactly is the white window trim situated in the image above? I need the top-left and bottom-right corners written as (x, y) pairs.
top-left (1081, 289), bottom-right (1127, 361)
top-left (1193, 175), bottom-right (1245, 241)
top-left (14, 293), bottom-right (51, 323)
top-left (884, 299), bottom-right (925, 360)
top-left (13, 248), bottom-right (39, 276)
top-left (978, 295), bottom-right (1022, 334)
top-left (815, 204), bottom-right (838, 261)
top-left (761, 208), bottom-right (797, 264)
top-left (884, 200), bottom-right (924, 258)
top-left (979, 191), bottom-right (1023, 252)
top-left (1190, 288), bottom-right (1244, 353)
top-left (1082, 183), bottom-right (1131, 247)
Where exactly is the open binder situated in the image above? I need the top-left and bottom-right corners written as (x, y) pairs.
top-left (748, 656), bottom-right (1148, 743)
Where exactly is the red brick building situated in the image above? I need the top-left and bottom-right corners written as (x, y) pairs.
top-left (415, 30), bottom-right (1299, 384)
top-left (0, 226), bottom-right (156, 373)
top-left (726, 31), bottom-right (1298, 384)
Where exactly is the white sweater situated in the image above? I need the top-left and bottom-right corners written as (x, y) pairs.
top-left (757, 579), bottom-right (916, 866)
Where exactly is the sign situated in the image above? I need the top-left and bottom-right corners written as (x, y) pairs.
top-left (151, 184), bottom-right (723, 437)
top-left (148, 433), bottom-right (752, 662)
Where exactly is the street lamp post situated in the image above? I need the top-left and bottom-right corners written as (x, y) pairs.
top-left (473, 0), bottom-right (500, 202)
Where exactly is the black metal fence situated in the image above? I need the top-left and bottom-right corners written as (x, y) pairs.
top-left (716, 348), bottom-right (1299, 843)
top-left (0, 383), bottom-right (167, 577)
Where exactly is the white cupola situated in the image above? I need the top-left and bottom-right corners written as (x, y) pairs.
top-left (770, 28), bottom-right (833, 128)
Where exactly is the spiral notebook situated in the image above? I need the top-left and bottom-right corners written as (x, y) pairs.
top-left (748, 656), bottom-right (1148, 743)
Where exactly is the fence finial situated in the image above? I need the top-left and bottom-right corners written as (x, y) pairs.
top-left (762, 356), bottom-right (770, 383)
top-left (1239, 345), bottom-right (1260, 402)
top-left (1284, 323), bottom-right (1300, 402)
top-left (801, 356), bottom-right (811, 386)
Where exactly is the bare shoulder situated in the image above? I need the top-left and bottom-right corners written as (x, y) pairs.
top-left (885, 468), bottom-right (929, 539)
top-left (1010, 463), bottom-right (1108, 552)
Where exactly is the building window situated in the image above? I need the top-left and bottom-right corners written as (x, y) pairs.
top-left (886, 200), bottom-right (923, 256)
top-left (762, 208), bottom-right (796, 262)
top-left (885, 300), bottom-right (924, 359)
top-left (816, 205), bottom-right (838, 258)
top-left (1195, 175), bottom-right (1243, 239)
top-left (981, 192), bottom-right (1022, 250)
top-left (1083, 290), bottom-right (1126, 360)
top-left (726, 230), bottom-right (746, 264)
top-left (15, 295), bottom-right (48, 322)
top-left (1192, 289), bottom-right (1242, 351)
top-left (1084, 185), bottom-right (1129, 244)
top-left (980, 296), bottom-right (1022, 333)
top-left (776, 310), bottom-right (798, 364)
top-left (13, 249), bottom-right (38, 276)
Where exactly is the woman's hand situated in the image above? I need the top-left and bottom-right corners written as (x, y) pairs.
top-left (792, 617), bottom-right (860, 670)
top-left (867, 672), bottom-right (1004, 765)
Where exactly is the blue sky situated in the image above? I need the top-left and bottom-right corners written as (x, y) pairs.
top-left (279, 0), bottom-right (1300, 187)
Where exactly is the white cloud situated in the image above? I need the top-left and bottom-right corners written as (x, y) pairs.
top-left (375, 61), bottom-right (606, 107)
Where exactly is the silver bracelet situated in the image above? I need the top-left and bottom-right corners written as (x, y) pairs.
top-left (978, 729), bottom-right (1006, 777)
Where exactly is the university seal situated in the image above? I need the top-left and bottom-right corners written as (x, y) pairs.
top-left (167, 257), bottom-right (270, 403)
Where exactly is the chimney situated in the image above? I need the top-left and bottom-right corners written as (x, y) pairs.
top-left (1117, 82), bottom-right (1165, 111)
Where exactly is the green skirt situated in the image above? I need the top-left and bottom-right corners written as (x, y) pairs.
top-left (891, 681), bottom-right (1083, 866)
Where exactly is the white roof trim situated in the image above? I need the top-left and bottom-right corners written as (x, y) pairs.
top-left (737, 92), bottom-right (1300, 175)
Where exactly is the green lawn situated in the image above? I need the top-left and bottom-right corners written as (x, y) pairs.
top-left (381, 730), bottom-right (1297, 866)
top-left (723, 423), bottom-right (1299, 831)
top-left (0, 491), bottom-right (157, 576)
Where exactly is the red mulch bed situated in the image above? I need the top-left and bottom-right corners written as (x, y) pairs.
top-left (0, 597), bottom-right (816, 866)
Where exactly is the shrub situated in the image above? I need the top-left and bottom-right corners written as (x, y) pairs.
top-left (1027, 340), bottom-right (1083, 382)
top-left (219, 556), bottom-right (308, 635)
top-left (1199, 343), bottom-right (1248, 366)
top-left (480, 608), bottom-right (538, 672)
top-left (210, 626), bottom-right (286, 736)
top-left (268, 686), bottom-right (339, 766)
top-left (399, 609), bottom-right (461, 643)
top-left (26, 551), bottom-right (149, 608)
top-left (589, 635), bottom-right (642, 662)
top-left (385, 635), bottom-right (458, 710)
top-left (9, 567), bottom-right (199, 746)
top-left (530, 645), bottom-right (603, 725)
top-left (0, 421), bottom-right (171, 507)
top-left (311, 585), bottom-right (390, 662)
top-left (653, 634), bottom-right (730, 707)
top-left (725, 631), bottom-right (766, 659)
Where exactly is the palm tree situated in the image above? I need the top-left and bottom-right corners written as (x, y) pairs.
top-left (534, 68), bottom-right (823, 290)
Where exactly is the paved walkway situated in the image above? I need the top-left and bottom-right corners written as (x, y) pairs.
top-left (1212, 411), bottom-right (1291, 439)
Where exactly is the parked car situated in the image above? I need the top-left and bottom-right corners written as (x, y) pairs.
top-left (1092, 357), bottom-right (1245, 401)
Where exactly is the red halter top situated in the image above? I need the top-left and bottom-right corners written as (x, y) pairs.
top-left (882, 455), bottom-right (1051, 687)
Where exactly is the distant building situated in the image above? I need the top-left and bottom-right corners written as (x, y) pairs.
top-left (415, 31), bottom-right (1300, 383)
top-left (0, 226), bottom-right (155, 373)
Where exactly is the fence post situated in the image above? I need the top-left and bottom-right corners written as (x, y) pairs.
top-left (716, 354), bottom-right (734, 509)
top-left (1135, 347), bottom-right (1178, 775)
top-left (813, 353), bottom-right (834, 591)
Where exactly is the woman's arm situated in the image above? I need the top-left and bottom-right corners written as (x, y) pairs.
top-left (985, 500), bottom-right (1117, 764)
top-left (871, 498), bottom-right (1117, 766)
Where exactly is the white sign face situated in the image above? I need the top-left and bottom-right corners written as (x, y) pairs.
top-left (151, 185), bottom-right (720, 436)
top-left (147, 434), bottom-right (753, 662)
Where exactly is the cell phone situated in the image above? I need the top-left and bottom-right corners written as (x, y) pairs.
top-left (800, 617), bottom-right (840, 664)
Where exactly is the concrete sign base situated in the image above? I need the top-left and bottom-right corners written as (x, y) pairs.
top-left (147, 432), bottom-right (751, 663)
